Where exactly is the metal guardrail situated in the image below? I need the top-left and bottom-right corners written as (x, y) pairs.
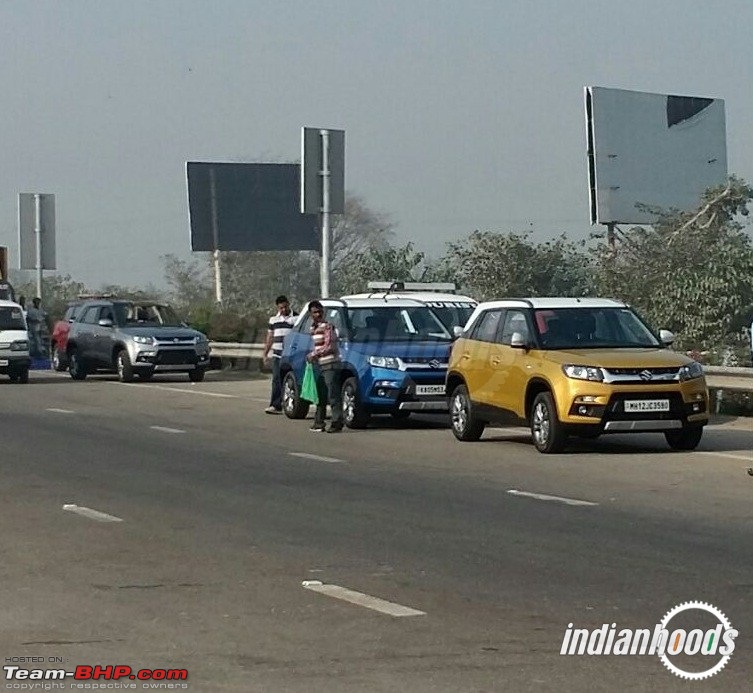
top-left (209, 342), bottom-right (753, 392)
top-left (209, 342), bottom-right (265, 359)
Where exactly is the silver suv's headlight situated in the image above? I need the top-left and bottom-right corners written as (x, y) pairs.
top-left (679, 361), bottom-right (704, 381)
top-left (562, 364), bottom-right (604, 382)
top-left (368, 356), bottom-right (400, 369)
top-left (194, 335), bottom-right (209, 345)
top-left (10, 340), bottom-right (28, 351)
top-left (133, 335), bottom-right (154, 345)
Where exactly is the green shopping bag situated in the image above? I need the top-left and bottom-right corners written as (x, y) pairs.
top-left (300, 362), bottom-right (319, 404)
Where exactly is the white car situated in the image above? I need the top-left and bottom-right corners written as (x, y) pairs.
top-left (0, 300), bottom-right (31, 383)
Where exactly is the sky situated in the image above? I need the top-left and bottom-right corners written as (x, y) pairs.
top-left (1, 0), bottom-right (752, 290)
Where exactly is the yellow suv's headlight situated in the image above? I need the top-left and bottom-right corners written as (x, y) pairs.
top-left (679, 361), bottom-right (704, 381)
top-left (562, 364), bottom-right (604, 382)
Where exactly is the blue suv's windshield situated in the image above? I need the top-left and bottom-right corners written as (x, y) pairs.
top-left (346, 306), bottom-right (452, 342)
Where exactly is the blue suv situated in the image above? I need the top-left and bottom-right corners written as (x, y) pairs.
top-left (280, 296), bottom-right (476, 428)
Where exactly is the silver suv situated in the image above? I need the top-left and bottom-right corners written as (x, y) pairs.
top-left (66, 299), bottom-right (210, 382)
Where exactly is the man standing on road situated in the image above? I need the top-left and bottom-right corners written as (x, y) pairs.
top-left (307, 300), bottom-right (343, 433)
top-left (26, 297), bottom-right (47, 358)
top-left (263, 295), bottom-right (296, 414)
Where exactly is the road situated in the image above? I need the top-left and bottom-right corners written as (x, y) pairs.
top-left (1, 372), bottom-right (752, 692)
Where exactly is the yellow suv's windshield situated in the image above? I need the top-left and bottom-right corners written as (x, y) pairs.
top-left (533, 307), bottom-right (660, 349)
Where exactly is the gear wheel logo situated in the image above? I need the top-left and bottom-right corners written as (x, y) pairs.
top-left (659, 601), bottom-right (736, 681)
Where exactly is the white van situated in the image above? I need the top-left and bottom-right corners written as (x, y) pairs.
top-left (0, 300), bottom-right (31, 383)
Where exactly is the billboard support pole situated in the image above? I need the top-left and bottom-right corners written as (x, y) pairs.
top-left (607, 222), bottom-right (617, 254)
top-left (319, 129), bottom-right (331, 298)
top-left (209, 167), bottom-right (223, 307)
top-left (34, 194), bottom-right (43, 301)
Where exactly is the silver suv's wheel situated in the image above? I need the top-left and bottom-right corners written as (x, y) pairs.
top-left (450, 384), bottom-right (485, 441)
top-left (116, 349), bottom-right (134, 383)
top-left (530, 392), bottom-right (567, 453)
top-left (69, 350), bottom-right (88, 380)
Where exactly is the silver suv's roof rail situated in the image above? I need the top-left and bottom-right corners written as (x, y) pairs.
top-left (366, 281), bottom-right (457, 294)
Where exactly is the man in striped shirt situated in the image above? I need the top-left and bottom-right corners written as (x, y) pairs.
top-left (307, 300), bottom-right (343, 433)
top-left (263, 295), bottom-right (296, 414)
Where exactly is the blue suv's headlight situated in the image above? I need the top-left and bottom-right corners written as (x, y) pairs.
top-left (133, 335), bottom-right (154, 345)
top-left (679, 361), bottom-right (704, 381)
top-left (368, 356), bottom-right (401, 369)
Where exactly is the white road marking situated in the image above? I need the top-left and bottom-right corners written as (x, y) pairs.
top-left (698, 451), bottom-right (753, 462)
top-left (289, 452), bottom-right (344, 463)
top-left (46, 408), bottom-right (74, 414)
top-left (507, 489), bottom-right (598, 507)
top-left (62, 504), bottom-right (123, 523)
top-left (302, 581), bottom-right (425, 617)
top-left (150, 426), bottom-right (186, 434)
top-left (112, 382), bottom-right (239, 399)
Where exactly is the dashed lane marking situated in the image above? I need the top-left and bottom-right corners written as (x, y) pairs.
top-left (507, 489), bottom-right (598, 507)
top-left (150, 426), bottom-right (186, 434)
top-left (302, 581), bottom-right (425, 617)
top-left (62, 504), bottom-right (123, 523)
top-left (289, 452), bottom-right (344, 463)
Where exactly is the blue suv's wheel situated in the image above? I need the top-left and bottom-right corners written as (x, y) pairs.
top-left (283, 371), bottom-right (310, 419)
top-left (342, 376), bottom-right (370, 429)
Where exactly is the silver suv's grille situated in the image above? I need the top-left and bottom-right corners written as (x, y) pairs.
top-left (154, 338), bottom-right (195, 346)
top-left (602, 367), bottom-right (680, 384)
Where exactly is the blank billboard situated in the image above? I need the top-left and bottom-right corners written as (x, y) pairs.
top-left (585, 87), bottom-right (727, 225)
top-left (186, 162), bottom-right (319, 252)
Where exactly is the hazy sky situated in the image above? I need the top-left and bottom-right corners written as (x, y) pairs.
top-left (1, 0), bottom-right (752, 289)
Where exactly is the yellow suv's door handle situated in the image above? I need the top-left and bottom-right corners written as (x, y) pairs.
top-left (491, 358), bottom-right (501, 365)
top-left (461, 352), bottom-right (471, 360)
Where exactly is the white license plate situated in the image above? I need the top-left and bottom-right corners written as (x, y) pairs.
top-left (0, 359), bottom-right (7, 366)
top-left (416, 385), bottom-right (446, 396)
top-left (624, 399), bottom-right (670, 413)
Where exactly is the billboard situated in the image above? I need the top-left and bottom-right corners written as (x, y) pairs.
top-left (18, 193), bottom-right (56, 270)
top-left (585, 87), bottom-right (727, 225)
top-left (186, 162), bottom-right (319, 252)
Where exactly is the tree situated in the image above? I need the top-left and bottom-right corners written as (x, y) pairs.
top-left (592, 176), bottom-right (753, 350)
top-left (333, 242), bottom-right (427, 295)
top-left (12, 274), bottom-right (88, 321)
top-left (434, 231), bottom-right (594, 300)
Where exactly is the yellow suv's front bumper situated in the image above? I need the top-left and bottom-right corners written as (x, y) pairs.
top-left (554, 377), bottom-right (709, 430)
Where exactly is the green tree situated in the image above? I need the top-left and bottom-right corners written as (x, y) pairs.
top-left (333, 242), bottom-right (427, 295)
top-left (12, 274), bottom-right (88, 322)
top-left (434, 230), bottom-right (594, 300)
top-left (592, 176), bottom-right (753, 350)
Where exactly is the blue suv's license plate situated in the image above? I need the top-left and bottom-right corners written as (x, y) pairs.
top-left (416, 385), bottom-right (445, 396)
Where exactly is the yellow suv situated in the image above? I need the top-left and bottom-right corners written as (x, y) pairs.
top-left (446, 298), bottom-right (709, 453)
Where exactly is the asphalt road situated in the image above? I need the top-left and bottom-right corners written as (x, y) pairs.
top-left (1, 372), bottom-right (752, 693)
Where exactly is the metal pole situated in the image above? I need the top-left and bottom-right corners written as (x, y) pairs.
top-left (209, 167), bottom-right (223, 306)
top-left (34, 193), bottom-right (43, 301)
top-left (320, 129), bottom-right (331, 298)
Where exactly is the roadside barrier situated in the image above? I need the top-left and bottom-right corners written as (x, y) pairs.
top-left (209, 342), bottom-right (752, 393)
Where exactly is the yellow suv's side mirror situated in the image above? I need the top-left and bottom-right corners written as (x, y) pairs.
top-left (453, 325), bottom-right (464, 339)
top-left (659, 329), bottom-right (675, 346)
top-left (510, 331), bottom-right (528, 349)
